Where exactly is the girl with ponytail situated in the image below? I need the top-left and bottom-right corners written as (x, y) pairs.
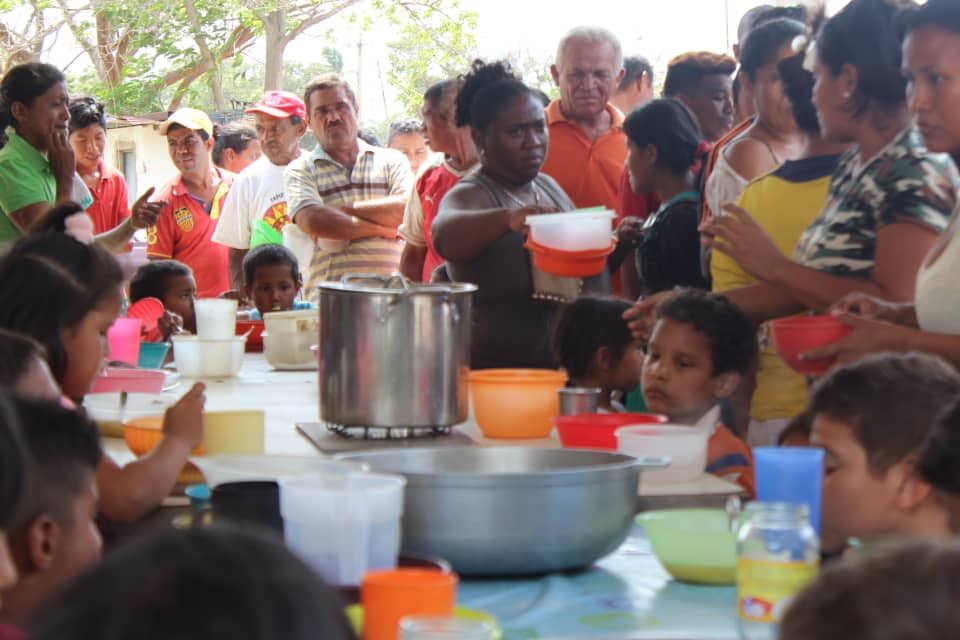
top-left (623, 98), bottom-right (710, 297)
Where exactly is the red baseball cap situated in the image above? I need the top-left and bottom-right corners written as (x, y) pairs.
top-left (245, 91), bottom-right (307, 120)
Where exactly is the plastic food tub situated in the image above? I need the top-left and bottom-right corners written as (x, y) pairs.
top-left (770, 315), bottom-right (851, 376)
top-left (469, 369), bottom-right (566, 439)
top-left (171, 335), bottom-right (245, 378)
top-left (525, 240), bottom-right (615, 278)
top-left (553, 412), bottom-right (668, 450)
top-left (90, 368), bottom-right (165, 394)
top-left (527, 209), bottom-right (615, 251)
top-left (637, 509), bottom-right (737, 585)
top-left (616, 424), bottom-right (708, 483)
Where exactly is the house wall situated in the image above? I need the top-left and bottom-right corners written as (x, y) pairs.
top-left (105, 124), bottom-right (177, 204)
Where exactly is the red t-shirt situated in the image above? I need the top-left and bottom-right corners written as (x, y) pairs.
top-left (146, 169), bottom-right (234, 298)
top-left (86, 162), bottom-right (131, 234)
top-left (419, 163), bottom-right (462, 281)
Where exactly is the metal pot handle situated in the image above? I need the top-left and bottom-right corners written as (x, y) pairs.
top-left (633, 456), bottom-right (671, 470)
top-left (340, 272), bottom-right (411, 291)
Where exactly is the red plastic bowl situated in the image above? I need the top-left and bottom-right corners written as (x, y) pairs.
top-left (525, 240), bottom-right (615, 278)
top-left (770, 315), bottom-right (852, 376)
top-left (553, 412), bottom-right (669, 450)
top-left (236, 320), bottom-right (264, 353)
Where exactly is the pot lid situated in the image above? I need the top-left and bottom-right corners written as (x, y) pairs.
top-left (319, 273), bottom-right (477, 295)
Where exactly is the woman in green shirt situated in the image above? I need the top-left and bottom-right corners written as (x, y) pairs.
top-left (0, 63), bottom-right (76, 241)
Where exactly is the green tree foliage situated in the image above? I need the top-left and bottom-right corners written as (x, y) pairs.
top-left (378, 0), bottom-right (478, 118)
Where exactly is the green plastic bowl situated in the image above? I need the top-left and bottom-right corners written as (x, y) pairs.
top-left (138, 342), bottom-right (170, 369)
top-left (637, 509), bottom-right (737, 585)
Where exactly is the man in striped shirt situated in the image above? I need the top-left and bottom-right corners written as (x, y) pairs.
top-left (285, 74), bottom-right (413, 299)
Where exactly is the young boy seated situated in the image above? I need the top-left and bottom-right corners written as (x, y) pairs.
top-left (129, 260), bottom-right (197, 340)
top-left (919, 395), bottom-right (960, 531)
top-left (241, 244), bottom-right (314, 320)
top-left (779, 539), bottom-right (960, 640)
top-left (0, 330), bottom-right (60, 402)
top-left (641, 288), bottom-right (757, 494)
top-left (809, 353), bottom-right (960, 546)
top-left (0, 398), bottom-right (102, 632)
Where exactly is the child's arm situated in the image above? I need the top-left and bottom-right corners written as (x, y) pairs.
top-left (95, 383), bottom-right (206, 523)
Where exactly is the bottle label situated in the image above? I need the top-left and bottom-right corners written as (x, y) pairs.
top-left (736, 558), bottom-right (818, 623)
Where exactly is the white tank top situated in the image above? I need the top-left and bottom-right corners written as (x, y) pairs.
top-left (916, 205), bottom-right (960, 334)
top-left (705, 152), bottom-right (749, 217)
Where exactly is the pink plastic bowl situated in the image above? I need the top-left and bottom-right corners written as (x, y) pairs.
top-left (90, 368), bottom-right (165, 394)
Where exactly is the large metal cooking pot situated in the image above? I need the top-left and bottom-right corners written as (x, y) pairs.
top-left (335, 447), bottom-right (666, 576)
top-left (318, 274), bottom-right (477, 428)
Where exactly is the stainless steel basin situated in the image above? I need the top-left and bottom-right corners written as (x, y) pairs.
top-left (335, 447), bottom-right (662, 576)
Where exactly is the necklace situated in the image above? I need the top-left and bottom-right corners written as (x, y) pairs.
top-left (501, 182), bottom-right (541, 208)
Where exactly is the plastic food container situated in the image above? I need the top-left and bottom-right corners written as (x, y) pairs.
top-left (637, 509), bottom-right (737, 585)
top-left (84, 391), bottom-right (175, 438)
top-left (525, 240), bottom-right (615, 278)
top-left (137, 342), bottom-right (170, 369)
top-left (195, 299), bottom-right (238, 340)
top-left (192, 454), bottom-right (361, 488)
top-left (262, 309), bottom-right (319, 336)
top-left (527, 209), bottom-right (615, 251)
top-left (468, 369), bottom-right (566, 439)
top-left (236, 320), bottom-right (264, 352)
top-left (616, 424), bottom-right (708, 483)
top-left (263, 331), bottom-right (317, 370)
top-left (90, 368), bottom-right (165, 394)
top-left (770, 315), bottom-right (851, 375)
top-left (553, 412), bottom-right (668, 450)
top-left (280, 472), bottom-right (407, 587)
top-left (171, 335), bottom-right (245, 378)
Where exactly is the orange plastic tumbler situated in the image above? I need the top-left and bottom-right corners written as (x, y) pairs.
top-left (360, 569), bottom-right (458, 640)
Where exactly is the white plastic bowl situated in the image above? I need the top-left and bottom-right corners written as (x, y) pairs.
top-left (262, 332), bottom-right (317, 370)
top-left (262, 309), bottom-right (319, 335)
top-left (616, 424), bottom-right (708, 483)
top-left (527, 209), bottom-right (615, 252)
top-left (171, 335), bottom-right (245, 378)
top-left (191, 454), bottom-right (364, 488)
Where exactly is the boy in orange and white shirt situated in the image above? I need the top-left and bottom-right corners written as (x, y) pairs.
top-left (641, 288), bottom-right (756, 495)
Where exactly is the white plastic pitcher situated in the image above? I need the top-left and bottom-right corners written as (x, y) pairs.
top-left (195, 299), bottom-right (238, 339)
top-left (279, 472), bottom-right (406, 586)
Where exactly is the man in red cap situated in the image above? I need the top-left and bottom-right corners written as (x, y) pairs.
top-left (212, 90), bottom-right (311, 289)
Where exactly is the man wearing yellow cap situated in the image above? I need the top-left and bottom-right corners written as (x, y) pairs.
top-left (147, 108), bottom-right (233, 298)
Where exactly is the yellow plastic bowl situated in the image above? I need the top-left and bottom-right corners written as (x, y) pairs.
top-left (637, 509), bottom-right (737, 585)
top-left (468, 369), bottom-right (566, 439)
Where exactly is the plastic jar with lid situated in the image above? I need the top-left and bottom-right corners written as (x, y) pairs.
top-left (736, 501), bottom-right (819, 640)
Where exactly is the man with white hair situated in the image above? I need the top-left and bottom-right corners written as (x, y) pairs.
top-left (541, 26), bottom-right (626, 210)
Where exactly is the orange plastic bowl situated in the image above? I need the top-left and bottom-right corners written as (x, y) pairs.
top-left (469, 369), bottom-right (566, 439)
top-left (236, 320), bottom-right (264, 352)
top-left (770, 315), bottom-right (852, 376)
top-left (123, 415), bottom-right (203, 484)
top-left (553, 412), bottom-right (669, 450)
top-left (525, 240), bottom-right (615, 278)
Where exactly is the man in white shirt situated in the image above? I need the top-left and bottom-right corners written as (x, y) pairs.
top-left (212, 90), bottom-right (311, 289)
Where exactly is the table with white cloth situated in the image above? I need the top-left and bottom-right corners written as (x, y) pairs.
top-left (99, 354), bottom-right (740, 640)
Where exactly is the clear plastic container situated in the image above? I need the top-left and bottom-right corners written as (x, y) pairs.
top-left (615, 424), bottom-right (708, 483)
top-left (279, 472), bottom-right (406, 587)
top-left (526, 209), bottom-right (615, 251)
top-left (171, 335), bottom-right (245, 378)
top-left (737, 502), bottom-right (819, 640)
top-left (400, 616), bottom-right (495, 640)
top-left (195, 298), bottom-right (238, 339)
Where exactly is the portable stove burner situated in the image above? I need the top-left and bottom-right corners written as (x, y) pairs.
top-left (324, 423), bottom-right (453, 440)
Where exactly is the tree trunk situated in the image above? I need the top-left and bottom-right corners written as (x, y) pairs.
top-left (263, 8), bottom-right (286, 91)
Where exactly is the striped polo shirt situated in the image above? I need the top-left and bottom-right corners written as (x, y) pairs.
top-left (284, 139), bottom-right (413, 299)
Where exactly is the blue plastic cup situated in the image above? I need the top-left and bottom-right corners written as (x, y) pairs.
top-left (753, 447), bottom-right (824, 532)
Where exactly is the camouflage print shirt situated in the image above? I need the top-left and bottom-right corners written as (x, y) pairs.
top-left (794, 127), bottom-right (959, 278)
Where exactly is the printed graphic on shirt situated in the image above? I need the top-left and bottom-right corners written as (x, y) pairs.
top-left (146, 225), bottom-right (158, 245)
top-left (263, 202), bottom-right (289, 233)
top-left (174, 207), bottom-right (194, 232)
